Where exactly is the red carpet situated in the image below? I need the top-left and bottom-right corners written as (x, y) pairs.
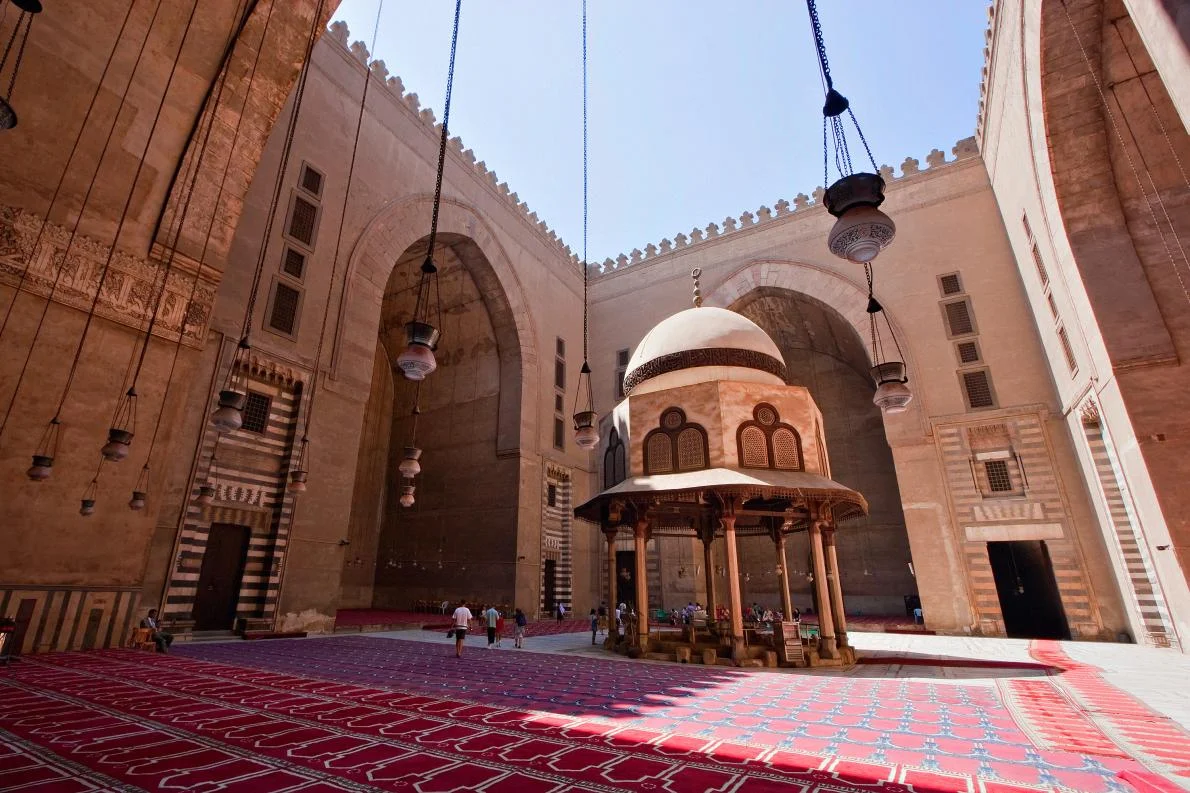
top-left (0, 635), bottom-right (1168, 792)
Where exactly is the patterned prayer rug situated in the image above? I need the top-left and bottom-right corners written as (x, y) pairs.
top-left (0, 635), bottom-right (1176, 792)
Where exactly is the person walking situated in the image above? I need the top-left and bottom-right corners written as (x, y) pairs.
top-left (484, 604), bottom-right (500, 649)
top-left (589, 608), bottom-right (598, 644)
top-left (451, 601), bottom-right (473, 658)
top-left (513, 608), bottom-right (527, 648)
top-left (495, 611), bottom-right (506, 647)
top-left (555, 602), bottom-right (566, 623)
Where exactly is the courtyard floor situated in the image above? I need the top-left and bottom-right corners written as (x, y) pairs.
top-left (1, 630), bottom-right (1188, 792)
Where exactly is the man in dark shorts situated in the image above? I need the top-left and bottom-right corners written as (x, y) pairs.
top-left (451, 601), bottom-right (473, 658)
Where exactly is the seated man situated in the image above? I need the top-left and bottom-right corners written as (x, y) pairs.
top-left (141, 609), bottom-right (173, 653)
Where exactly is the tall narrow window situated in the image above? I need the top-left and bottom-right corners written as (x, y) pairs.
top-left (646, 432), bottom-right (673, 474)
top-left (241, 391), bottom-right (271, 434)
top-left (1058, 326), bottom-right (1077, 374)
top-left (603, 428), bottom-right (626, 488)
top-left (267, 280), bottom-right (302, 337)
top-left (942, 299), bottom-right (975, 337)
top-left (984, 460), bottom-right (1013, 493)
top-left (961, 369), bottom-right (996, 409)
top-left (740, 426), bottom-right (768, 468)
top-left (286, 194), bottom-right (319, 248)
top-left (615, 348), bottom-right (630, 400)
top-left (772, 428), bottom-right (802, 470)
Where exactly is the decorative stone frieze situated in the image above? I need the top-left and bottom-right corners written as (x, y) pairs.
top-left (0, 205), bottom-right (216, 347)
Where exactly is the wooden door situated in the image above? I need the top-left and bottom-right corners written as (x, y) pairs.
top-left (193, 523), bottom-right (251, 630)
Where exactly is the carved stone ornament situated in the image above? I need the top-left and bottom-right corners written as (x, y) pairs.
top-left (623, 347), bottom-right (788, 395)
top-left (0, 205), bottom-right (216, 347)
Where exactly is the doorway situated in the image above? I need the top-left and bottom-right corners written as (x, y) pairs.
top-left (987, 540), bottom-right (1070, 639)
top-left (193, 523), bottom-right (251, 631)
top-left (543, 559), bottom-right (557, 614)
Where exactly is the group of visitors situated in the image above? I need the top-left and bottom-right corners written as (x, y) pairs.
top-left (448, 601), bottom-right (529, 657)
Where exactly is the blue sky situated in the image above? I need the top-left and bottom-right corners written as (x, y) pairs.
top-left (329, 1), bottom-right (991, 262)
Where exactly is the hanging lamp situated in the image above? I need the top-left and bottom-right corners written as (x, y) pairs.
top-left (195, 453), bottom-right (217, 506)
top-left (80, 478), bottom-right (99, 516)
top-left (397, 0), bottom-right (463, 381)
top-left (101, 386), bottom-right (137, 461)
top-left (26, 415), bottom-right (59, 480)
top-left (864, 264), bottom-right (912, 414)
top-left (289, 436), bottom-right (309, 492)
top-left (212, 337), bottom-right (250, 433)
top-left (0, 0), bottom-right (40, 130)
top-left (398, 399), bottom-right (422, 508)
top-left (129, 464), bottom-right (149, 510)
top-left (804, 0), bottom-right (895, 264)
top-left (571, 0), bottom-right (598, 450)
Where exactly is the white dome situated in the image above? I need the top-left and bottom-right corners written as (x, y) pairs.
top-left (623, 307), bottom-right (787, 396)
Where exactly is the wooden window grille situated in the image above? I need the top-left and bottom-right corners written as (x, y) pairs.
top-left (1030, 243), bottom-right (1049, 286)
top-left (287, 195), bottom-right (318, 246)
top-left (962, 370), bottom-right (996, 409)
top-left (943, 299), bottom-right (975, 337)
top-left (553, 417), bottom-right (565, 450)
top-left (646, 432), bottom-right (673, 473)
top-left (772, 428), bottom-right (802, 470)
top-left (1058, 326), bottom-right (1077, 373)
top-left (282, 247), bottom-right (306, 279)
top-left (241, 391), bottom-right (271, 434)
top-left (939, 273), bottom-right (963, 296)
top-left (736, 403), bottom-right (803, 471)
top-left (547, 484), bottom-right (557, 507)
top-left (268, 281), bottom-right (301, 336)
top-left (740, 426), bottom-right (768, 467)
top-left (644, 408), bottom-right (708, 474)
top-left (984, 460), bottom-right (1013, 492)
top-left (1047, 294), bottom-right (1060, 320)
top-left (299, 163), bottom-right (324, 198)
top-left (957, 341), bottom-right (980, 364)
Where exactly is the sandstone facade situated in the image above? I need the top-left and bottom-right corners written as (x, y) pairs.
top-left (0, 0), bottom-right (1186, 652)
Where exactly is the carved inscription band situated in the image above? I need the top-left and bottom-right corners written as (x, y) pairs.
top-left (623, 347), bottom-right (788, 395)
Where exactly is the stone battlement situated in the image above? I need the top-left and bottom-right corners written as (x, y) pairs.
top-left (591, 136), bottom-right (980, 278)
top-left (327, 21), bottom-right (980, 279)
top-left (327, 21), bottom-right (582, 269)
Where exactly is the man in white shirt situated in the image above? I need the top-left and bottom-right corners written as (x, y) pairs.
top-left (451, 601), bottom-right (473, 658)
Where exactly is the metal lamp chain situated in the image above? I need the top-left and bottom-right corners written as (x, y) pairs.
top-left (805, 0), bottom-right (833, 91)
top-left (423, 0), bottom-right (462, 265)
top-left (581, 0), bottom-right (589, 364)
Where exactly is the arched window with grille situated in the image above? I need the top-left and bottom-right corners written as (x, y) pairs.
top-left (736, 403), bottom-right (803, 471)
top-left (644, 408), bottom-right (709, 475)
top-left (603, 428), bottom-right (626, 489)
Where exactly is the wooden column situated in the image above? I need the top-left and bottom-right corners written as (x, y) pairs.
top-left (824, 525), bottom-right (848, 649)
top-left (722, 511), bottom-right (746, 661)
top-left (774, 529), bottom-right (794, 621)
top-left (604, 528), bottom-right (617, 648)
top-left (809, 519), bottom-right (838, 658)
top-left (633, 518), bottom-right (650, 649)
top-left (702, 536), bottom-right (717, 613)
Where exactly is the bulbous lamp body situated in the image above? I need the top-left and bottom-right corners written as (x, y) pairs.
top-left (397, 322), bottom-right (440, 381)
top-left (399, 482), bottom-right (416, 507)
top-left (289, 471), bottom-right (308, 493)
top-left (27, 455), bottom-right (53, 481)
top-left (195, 485), bottom-right (215, 506)
top-left (129, 491), bottom-right (147, 511)
top-left (79, 499), bottom-right (96, 516)
top-left (101, 429), bottom-right (134, 462)
top-left (825, 173), bottom-right (896, 264)
top-left (212, 390), bottom-right (246, 434)
top-left (573, 410), bottom-right (599, 449)
top-left (398, 446), bottom-right (422, 477)
top-left (871, 361), bottom-right (913, 414)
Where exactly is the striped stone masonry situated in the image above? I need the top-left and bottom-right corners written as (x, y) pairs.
top-left (541, 465), bottom-right (574, 617)
top-left (0, 584), bottom-right (141, 655)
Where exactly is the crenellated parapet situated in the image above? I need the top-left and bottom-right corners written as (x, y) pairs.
top-left (976, 1), bottom-right (998, 142)
top-left (326, 21), bottom-right (582, 269)
top-left (592, 137), bottom-right (981, 277)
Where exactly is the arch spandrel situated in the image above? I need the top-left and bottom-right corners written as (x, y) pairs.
top-left (334, 194), bottom-right (539, 456)
top-left (703, 259), bottom-right (929, 439)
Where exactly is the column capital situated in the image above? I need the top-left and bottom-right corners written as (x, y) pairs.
top-left (632, 518), bottom-right (650, 541)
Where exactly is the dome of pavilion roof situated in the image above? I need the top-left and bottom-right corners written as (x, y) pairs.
top-left (623, 306), bottom-right (788, 396)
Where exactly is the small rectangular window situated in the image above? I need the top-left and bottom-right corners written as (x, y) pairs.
top-left (962, 369), bottom-right (996, 409)
top-left (547, 484), bottom-right (557, 507)
top-left (1031, 243), bottom-right (1049, 286)
top-left (615, 348), bottom-right (630, 400)
top-left (984, 459), bottom-right (1013, 492)
top-left (554, 394), bottom-right (563, 413)
top-left (939, 273), bottom-right (963, 296)
top-left (1047, 294), bottom-right (1060, 320)
top-left (282, 247), bottom-right (306, 279)
top-left (943, 299), bottom-right (976, 337)
top-left (268, 280), bottom-right (302, 336)
top-left (1021, 212), bottom-right (1033, 241)
top-left (299, 163), bottom-right (324, 198)
top-left (553, 417), bottom-right (565, 450)
top-left (617, 349), bottom-right (630, 366)
top-left (241, 391), bottom-right (271, 434)
top-left (554, 358), bottom-right (565, 390)
top-left (287, 195), bottom-right (319, 247)
top-left (956, 341), bottom-right (981, 364)
top-left (1058, 326), bottom-right (1077, 373)
top-left (556, 338), bottom-right (566, 357)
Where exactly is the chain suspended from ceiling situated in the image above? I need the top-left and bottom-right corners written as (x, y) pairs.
top-left (0, 0), bottom-right (40, 130)
top-left (804, 0), bottom-right (895, 267)
top-left (397, 0), bottom-right (464, 509)
top-left (572, 0), bottom-right (598, 450)
top-left (210, 0), bottom-right (328, 438)
top-left (288, 0), bottom-right (386, 496)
